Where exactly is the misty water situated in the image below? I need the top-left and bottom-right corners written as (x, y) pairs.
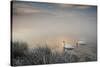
top-left (11, 2), bottom-right (97, 66)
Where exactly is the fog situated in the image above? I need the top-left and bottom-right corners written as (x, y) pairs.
top-left (12, 1), bottom-right (97, 51)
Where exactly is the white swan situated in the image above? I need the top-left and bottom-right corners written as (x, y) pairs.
top-left (63, 41), bottom-right (74, 50)
top-left (77, 40), bottom-right (86, 45)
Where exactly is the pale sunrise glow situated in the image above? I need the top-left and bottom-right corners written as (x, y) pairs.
top-left (12, 1), bottom-right (97, 51)
top-left (11, 2), bottom-right (97, 65)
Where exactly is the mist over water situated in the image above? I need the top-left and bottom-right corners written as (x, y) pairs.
top-left (12, 2), bottom-right (97, 53)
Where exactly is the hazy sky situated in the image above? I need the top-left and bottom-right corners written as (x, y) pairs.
top-left (12, 1), bottom-right (97, 50)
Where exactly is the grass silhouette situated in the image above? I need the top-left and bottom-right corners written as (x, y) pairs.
top-left (11, 41), bottom-right (97, 66)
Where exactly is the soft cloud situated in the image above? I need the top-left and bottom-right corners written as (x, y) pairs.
top-left (57, 4), bottom-right (91, 9)
top-left (13, 2), bottom-right (42, 15)
top-left (75, 5), bottom-right (91, 9)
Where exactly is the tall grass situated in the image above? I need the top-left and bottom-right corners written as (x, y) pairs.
top-left (11, 41), bottom-right (97, 66)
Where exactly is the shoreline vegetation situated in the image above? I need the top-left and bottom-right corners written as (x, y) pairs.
top-left (11, 41), bottom-right (97, 66)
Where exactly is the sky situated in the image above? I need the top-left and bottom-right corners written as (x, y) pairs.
top-left (12, 1), bottom-right (97, 51)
